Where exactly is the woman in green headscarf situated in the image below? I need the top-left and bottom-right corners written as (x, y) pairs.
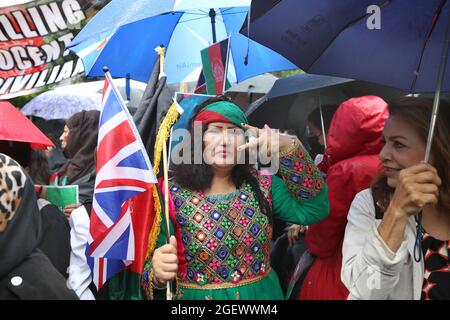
top-left (141, 96), bottom-right (330, 300)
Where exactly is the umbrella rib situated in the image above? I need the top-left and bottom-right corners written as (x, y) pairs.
top-left (178, 15), bottom-right (211, 23)
top-left (221, 11), bottom-right (248, 16)
top-left (410, 0), bottom-right (448, 93)
top-left (178, 11), bottom-right (249, 25)
top-left (180, 10), bottom-right (247, 21)
top-left (182, 11), bottom-right (210, 16)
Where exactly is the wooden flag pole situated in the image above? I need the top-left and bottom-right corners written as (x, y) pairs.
top-left (157, 45), bottom-right (166, 79)
top-left (156, 44), bottom-right (172, 300)
top-left (162, 141), bottom-right (172, 300)
top-left (151, 100), bottom-right (180, 301)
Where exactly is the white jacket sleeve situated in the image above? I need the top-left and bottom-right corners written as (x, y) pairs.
top-left (341, 189), bottom-right (409, 300)
top-left (67, 206), bottom-right (96, 300)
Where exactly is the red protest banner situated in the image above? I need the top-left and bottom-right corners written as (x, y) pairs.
top-left (0, 0), bottom-right (110, 98)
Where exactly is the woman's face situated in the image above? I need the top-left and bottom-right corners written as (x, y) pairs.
top-left (202, 122), bottom-right (245, 169)
top-left (307, 122), bottom-right (324, 146)
top-left (380, 116), bottom-right (428, 188)
top-left (60, 125), bottom-right (70, 150)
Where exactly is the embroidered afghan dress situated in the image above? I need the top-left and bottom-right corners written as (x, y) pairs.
top-left (141, 138), bottom-right (330, 300)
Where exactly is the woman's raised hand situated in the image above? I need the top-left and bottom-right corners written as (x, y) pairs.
top-left (238, 123), bottom-right (294, 156)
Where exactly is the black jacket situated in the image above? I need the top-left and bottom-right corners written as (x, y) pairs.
top-left (38, 202), bottom-right (71, 277)
top-left (0, 250), bottom-right (78, 300)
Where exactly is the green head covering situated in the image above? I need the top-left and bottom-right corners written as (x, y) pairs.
top-left (193, 101), bottom-right (248, 128)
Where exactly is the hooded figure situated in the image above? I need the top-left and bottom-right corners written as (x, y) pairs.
top-left (0, 153), bottom-right (78, 300)
top-left (299, 96), bottom-right (389, 300)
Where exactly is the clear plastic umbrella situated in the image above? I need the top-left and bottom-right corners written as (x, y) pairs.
top-left (21, 90), bottom-right (102, 120)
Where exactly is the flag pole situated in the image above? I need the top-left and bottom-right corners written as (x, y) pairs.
top-left (162, 140), bottom-right (172, 300)
top-left (156, 45), bottom-right (173, 300)
top-left (223, 35), bottom-right (231, 94)
top-left (156, 45), bottom-right (166, 79)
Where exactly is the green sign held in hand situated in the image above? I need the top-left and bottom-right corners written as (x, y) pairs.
top-left (45, 185), bottom-right (79, 211)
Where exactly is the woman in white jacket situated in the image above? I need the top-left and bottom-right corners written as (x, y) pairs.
top-left (342, 97), bottom-right (450, 300)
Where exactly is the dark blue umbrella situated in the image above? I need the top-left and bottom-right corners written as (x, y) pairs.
top-left (246, 73), bottom-right (404, 132)
top-left (243, 0), bottom-right (450, 161)
top-left (243, 0), bottom-right (450, 93)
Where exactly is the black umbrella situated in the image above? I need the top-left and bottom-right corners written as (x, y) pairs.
top-left (246, 73), bottom-right (405, 137)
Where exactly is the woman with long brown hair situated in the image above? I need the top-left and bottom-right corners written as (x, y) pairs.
top-left (342, 97), bottom-right (450, 300)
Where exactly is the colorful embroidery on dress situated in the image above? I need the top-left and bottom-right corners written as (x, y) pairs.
top-left (171, 174), bottom-right (272, 288)
top-left (279, 141), bottom-right (323, 200)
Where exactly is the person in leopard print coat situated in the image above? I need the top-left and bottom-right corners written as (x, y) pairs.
top-left (0, 153), bottom-right (78, 300)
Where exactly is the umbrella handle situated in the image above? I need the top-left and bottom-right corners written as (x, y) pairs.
top-left (209, 8), bottom-right (217, 43)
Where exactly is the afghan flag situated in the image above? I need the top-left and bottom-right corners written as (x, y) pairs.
top-left (200, 38), bottom-right (231, 95)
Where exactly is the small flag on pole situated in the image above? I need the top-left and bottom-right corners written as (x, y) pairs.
top-left (200, 37), bottom-right (231, 95)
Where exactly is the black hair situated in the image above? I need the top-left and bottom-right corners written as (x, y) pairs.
top-left (0, 141), bottom-right (32, 168)
top-left (0, 141), bottom-right (51, 185)
top-left (29, 150), bottom-right (51, 185)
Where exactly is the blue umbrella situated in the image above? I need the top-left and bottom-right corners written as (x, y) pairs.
top-left (68, 0), bottom-right (296, 85)
top-left (21, 90), bottom-right (102, 120)
top-left (244, 0), bottom-right (450, 162)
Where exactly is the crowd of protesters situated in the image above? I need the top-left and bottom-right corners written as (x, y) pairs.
top-left (0, 95), bottom-right (448, 300)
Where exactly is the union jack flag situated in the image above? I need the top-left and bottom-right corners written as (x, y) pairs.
top-left (88, 71), bottom-right (157, 290)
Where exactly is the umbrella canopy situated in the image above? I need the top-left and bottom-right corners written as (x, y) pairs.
top-left (228, 73), bottom-right (278, 94)
top-left (0, 101), bottom-right (54, 149)
top-left (243, 0), bottom-right (450, 93)
top-left (247, 73), bottom-right (405, 131)
top-left (68, 0), bottom-right (296, 84)
top-left (225, 73), bottom-right (278, 109)
top-left (21, 90), bottom-right (102, 120)
top-left (52, 78), bottom-right (147, 113)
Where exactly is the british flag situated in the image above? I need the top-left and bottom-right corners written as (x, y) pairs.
top-left (88, 72), bottom-right (157, 289)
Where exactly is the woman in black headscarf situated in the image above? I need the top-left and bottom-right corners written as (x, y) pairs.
top-left (58, 110), bottom-right (99, 184)
top-left (54, 110), bottom-right (100, 217)
top-left (0, 153), bottom-right (78, 300)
